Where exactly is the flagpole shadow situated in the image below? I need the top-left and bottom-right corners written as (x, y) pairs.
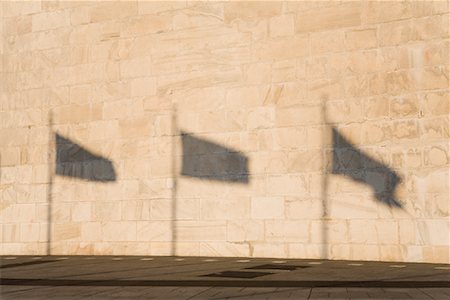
top-left (172, 111), bottom-right (250, 255)
top-left (47, 112), bottom-right (54, 255)
top-left (321, 98), bottom-right (403, 259)
top-left (47, 113), bottom-right (117, 255)
top-left (321, 101), bottom-right (329, 260)
top-left (171, 106), bottom-right (178, 256)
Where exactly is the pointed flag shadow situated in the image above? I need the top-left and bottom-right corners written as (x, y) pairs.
top-left (55, 133), bottom-right (116, 182)
top-left (181, 131), bottom-right (249, 184)
top-left (332, 127), bottom-right (402, 208)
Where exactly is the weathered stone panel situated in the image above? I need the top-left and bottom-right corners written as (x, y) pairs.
top-left (1, 1), bottom-right (448, 263)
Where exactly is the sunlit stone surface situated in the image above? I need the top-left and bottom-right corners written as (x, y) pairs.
top-left (0, 1), bottom-right (448, 263)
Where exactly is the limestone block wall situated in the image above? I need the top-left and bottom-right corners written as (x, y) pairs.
top-left (1, 1), bottom-right (449, 263)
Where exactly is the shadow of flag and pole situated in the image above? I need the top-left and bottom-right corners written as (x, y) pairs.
top-left (47, 131), bottom-right (117, 254)
top-left (170, 127), bottom-right (250, 255)
top-left (331, 127), bottom-right (402, 208)
top-left (46, 109), bottom-right (401, 256)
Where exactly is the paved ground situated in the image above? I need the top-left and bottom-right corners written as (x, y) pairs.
top-left (1, 256), bottom-right (449, 299)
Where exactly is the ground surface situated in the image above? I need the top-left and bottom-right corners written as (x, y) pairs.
top-left (1, 255), bottom-right (449, 299)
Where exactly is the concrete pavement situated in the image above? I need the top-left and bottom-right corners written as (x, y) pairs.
top-left (1, 255), bottom-right (449, 299)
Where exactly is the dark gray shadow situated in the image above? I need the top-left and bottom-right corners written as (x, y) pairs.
top-left (0, 260), bottom-right (58, 269)
top-left (55, 133), bottom-right (116, 182)
top-left (332, 127), bottom-right (402, 208)
top-left (202, 271), bottom-right (272, 279)
top-left (181, 131), bottom-right (249, 184)
top-left (2, 278), bottom-right (449, 288)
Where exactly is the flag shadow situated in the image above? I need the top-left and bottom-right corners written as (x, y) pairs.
top-left (180, 131), bottom-right (249, 184)
top-left (55, 133), bottom-right (116, 182)
top-left (331, 127), bottom-right (402, 208)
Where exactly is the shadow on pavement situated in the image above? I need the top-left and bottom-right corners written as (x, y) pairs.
top-left (2, 278), bottom-right (449, 288)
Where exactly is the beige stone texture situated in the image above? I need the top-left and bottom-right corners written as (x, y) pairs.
top-left (1, 1), bottom-right (448, 263)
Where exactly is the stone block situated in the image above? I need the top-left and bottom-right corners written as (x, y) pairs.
top-left (254, 36), bottom-right (309, 61)
top-left (53, 222), bottom-right (81, 241)
top-left (399, 219), bottom-right (416, 245)
top-left (326, 98), bottom-right (363, 123)
top-left (272, 59), bottom-right (297, 82)
top-left (411, 1), bottom-right (449, 17)
top-left (199, 242), bottom-right (249, 257)
top-left (104, 222), bottom-right (137, 243)
top-left (327, 220), bottom-right (349, 245)
top-left (391, 120), bottom-right (419, 140)
top-left (269, 14), bottom-right (294, 37)
top-left (390, 95), bottom-right (420, 118)
top-left (201, 197), bottom-right (250, 220)
top-left (136, 220), bottom-right (171, 242)
top-left (413, 15), bottom-right (448, 40)
top-left (174, 242), bottom-right (199, 256)
top-left (363, 1), bottom-right (412, 24)
top-left (130, 77), bottom-right (157, 99)
top-left (120, 57), bottom-right (153, 79)
top-left (227, 220), bottom-right (264, 242)
top-left (364, 97), bottom-right (389, 120)
top-left (421, 40), bottom-right (450, 67)
top-left (379, 245), bottom-right (403, 261)
top-left (265, 220), bottom-right (309, 243)
top-left (121, 200), bottom-right (151, 221)
top-left (0, 147), bottom-right (21, 166)
top-left (424, 145), bottom-right (449, 167)
top-left (0, 128), bottom-right (29, 146)
top-left (2, 224), bottom-right (20, 243)
top-left (226, 86), bottom-right (263, 109)
top-left (32, 10), bottom-right (70, 32)
top-left (251, 196), bottom-right (284, 219)
top-left (119, 116), bottom-right (153, 139)
top-left (123, 15), bottom-right (172, 37)
top-left (423, 246), bottom-right (450, 263)
top-left (285, 198), bottom-right (322, 220)
top-left (80, 222), bottom-right (101, 242)
top-left (138, 1), bottom-right (186, 15)
top-left (288, 149), bottom-right (323, 173)
top-left (251, 242), bottom-right (287, 258)
top-left (243, 62), bottom-right (271, 85)
top-left (296, 2), bottom-right (361, 32)
top-left (90, 2), bottom-right (137, 23)
top-left (176, 221), bottom-right (226, 242)
top-left (224, 2), bottom-right (281, 22)
top-left (348, 220), bottom-right (378, 244)
top-left (53, 104), bottom-right (97, 124)
top-left (93, 202), bottom-right (121, 221)
top-left (71, 202), bottom-right (91, 222)
top-left (422, 91), bottom-right (449, 116)
top-left (376, 220), bottom-right (399, 245)
top-left (351, 244), bottom-right (380, 261)
top-left (172, 10), bottom-right (223, 31)
top-left (308, 79), bottom-right (343, 101)
top-left (250, 151), bottom-right (287, 174)
top-left (5, 15), bottom-right (32, 35)
top-left (310, 30), bottom-right (344, 54)
top-left (288, 243), bottom-right (322, 259)
top-left (415, 66), bottom-right (449, 91)
top-left (20, 223), bottom-right (40, 242)
top-left (276, 104), bottom-right (322, 127)
top-left (345, 28), bottom-right (377, 50)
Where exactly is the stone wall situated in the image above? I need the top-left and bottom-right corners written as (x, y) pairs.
top-left (1, 1), bottom-right (448, 263)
